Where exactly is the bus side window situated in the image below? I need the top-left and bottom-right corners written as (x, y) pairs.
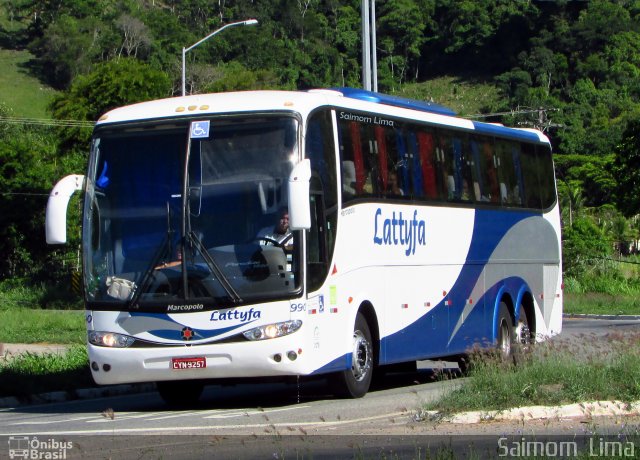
top-left (394, 129), bottom-right (411, 196)
top-left (408, 131), bottom-right (423, 198)
top-left (511, 144), bottom-right (524, 206)
top-left (349, 121), bottom-right (366, 195)
top-left (496, 140), bottom-right (522, 206)
top-left (520, 143), bottom-right (541, 209)
top-left (435, 134), bottom-right (457, 200)
top-left (361, 124), bottom-right (381, 195)
top-left (470, 140), bottom-right (487, 202)
top-left (455, 136), bottom-right (474, 203)
top-left (537, 144), bottom-right (556, 209)
top-left (433, 133), bottom-right (450, 200)
top-left (417, 131), bottom-right (437, 200)
top-left (375, 126), bottom-right (388, 193)
top-left (337, 119), bottom-right (359, 201)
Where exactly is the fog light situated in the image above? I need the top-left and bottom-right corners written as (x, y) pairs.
top-left (273, 354), bottom-right (282, 363)
top-left (91, 361), bottom-right (99, 371)
top-left (103, 364), bottom-right (111, 372)
top-left (287, 351), bottom-right (297, 361)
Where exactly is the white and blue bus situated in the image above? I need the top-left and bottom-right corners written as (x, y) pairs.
top-left (46, 88), bottom-right (562, 404)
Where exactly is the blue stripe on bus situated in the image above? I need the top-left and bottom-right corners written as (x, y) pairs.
top-left (471, 121), bottom-right (542, 143)
top-left (334, 87), bottom-right (457, 117)
top-left (380, 209), bottom-right (536, 364)
top-left (128, 312), bottom-right (255, 342)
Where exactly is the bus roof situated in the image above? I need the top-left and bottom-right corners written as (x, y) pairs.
top-left (96, 88), bottom-right (549, 144)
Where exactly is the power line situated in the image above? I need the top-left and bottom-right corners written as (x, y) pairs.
top-left (0, 116), bottom-right (95, 128)
top-left (467, 107), bottom-right (562, 132)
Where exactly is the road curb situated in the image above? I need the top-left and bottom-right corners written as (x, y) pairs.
top-left (0, 383), bottom-right (156, 409)
top-left (416, 400), bottom-right (640, 424)
top-left (563, 313), bottom-right (640, 320)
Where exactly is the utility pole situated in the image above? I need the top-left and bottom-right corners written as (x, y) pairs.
top-left (361, 0), bottom-right (377, 92)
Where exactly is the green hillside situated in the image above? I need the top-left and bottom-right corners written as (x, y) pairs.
top-left (394, 77), bottom-right (502, 117)
top-left (0, 48), bottom-right (57, 119)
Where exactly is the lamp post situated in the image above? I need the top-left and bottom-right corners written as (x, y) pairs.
top-left (181, 19), bottom-right (258, 97)
top-left (361, 0), bottom-right (377, 92)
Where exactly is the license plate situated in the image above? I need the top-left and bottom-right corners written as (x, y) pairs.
top-left (171, 357), bottom-right (206, 370)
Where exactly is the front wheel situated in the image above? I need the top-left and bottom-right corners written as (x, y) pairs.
top-left (330, 313), bottom-right (374, 398)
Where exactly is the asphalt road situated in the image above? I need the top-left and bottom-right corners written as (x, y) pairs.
top-left (0, 317), bottom-right (638, 459)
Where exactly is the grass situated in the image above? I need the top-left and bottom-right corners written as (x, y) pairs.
top-left (392, 76), bottom-right (503, 117)
top-left (564, 292), bottom-right (640, 316)
top-left (0, 48), bottom-right (58, 118)
top-left (0, 346), bottom-right (92, 398)
top-left (0, 308), bottom-right (85, 344)
top-left (427, 330), bottom-right (640, 414)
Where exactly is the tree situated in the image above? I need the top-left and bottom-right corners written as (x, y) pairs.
top-left (562, 216), bottom-right (611, 279)
top-left (0, 104), bottom-right (81, 281)
top-left (614, 117), bottom-right (640, 217)
top-left (49, 57), bottom-right (171, 152)
top-left (378, 0), bottom-right (425, 87)
top-left (116, 14), bottom-right (152, 59)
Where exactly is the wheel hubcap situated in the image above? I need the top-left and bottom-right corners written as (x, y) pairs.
top-left (499, 320), bottom-right (511, 357)
top-left (516, 320), bottom-right (531, 345)
top-left (351, 330), bottom-right (372, 382)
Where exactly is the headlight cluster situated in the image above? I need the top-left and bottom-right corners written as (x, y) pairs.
top-left (243, 320), bottom-right (302, 341)
top-left (88, 331), bottom-right (135, 348)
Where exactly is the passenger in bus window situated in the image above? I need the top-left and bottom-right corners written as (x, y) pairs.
top-left (461, 179), bottom-right (472, 201)
top-left (387, 170), bottom-right (404, 196)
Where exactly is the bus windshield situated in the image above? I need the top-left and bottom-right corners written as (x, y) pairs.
top-left (82, 115), bottom-right (301, 310)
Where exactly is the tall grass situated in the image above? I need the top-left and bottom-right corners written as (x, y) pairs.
top-left (0, 346), bottom-right (92, 398)
top-left (428, 331), bottom-right (640, 413)
top-left (563, 257), bottom-right (640, 315)
top-left (0, 279), bottom-right (82, 310)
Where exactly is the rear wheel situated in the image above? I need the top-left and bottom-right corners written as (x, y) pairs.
top-left (330, 313), bottom-right (373, 398)
top-left (156, 380), bottom-right (204, 408)
top-left (496, 302), bottom-right (513, 360)
top-left (515, 309), bottom-right (533, 347)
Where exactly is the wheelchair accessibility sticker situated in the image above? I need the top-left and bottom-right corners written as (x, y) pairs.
top-left (190, 120), bottom-right (210, 139)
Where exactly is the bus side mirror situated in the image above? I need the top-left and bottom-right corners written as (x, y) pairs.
top-left (288, 159), bottom-right (311, 230)
top-left (46, 174), bottom-right (85, 244)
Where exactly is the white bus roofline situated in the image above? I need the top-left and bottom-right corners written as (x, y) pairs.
top-left (46, 174), bottom-right (85, 244)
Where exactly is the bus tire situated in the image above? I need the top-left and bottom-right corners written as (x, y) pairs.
top-left (156, 380), bottom-right (204, 408)
top-left (330, 313), bottom-right (373, 398)
top-left (496, 302), bottom-right (513, 360)
top-left (515, 308), bottom-right (533, 347)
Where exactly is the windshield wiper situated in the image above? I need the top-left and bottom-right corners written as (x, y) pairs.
top-left (127, 235), bottom-right (171, 309)
top-left (186, 231), bottom-right (242, 303)
top-left (128, 201), bottom-right (174, 308)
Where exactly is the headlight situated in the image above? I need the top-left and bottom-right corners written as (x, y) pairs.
top-left (88, 331), bottom-right (135, 348)
top-left (243, 320), bottom-right (302, 341)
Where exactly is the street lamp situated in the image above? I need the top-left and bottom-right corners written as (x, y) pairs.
top-left (181, 19), bottom-right (258, 97)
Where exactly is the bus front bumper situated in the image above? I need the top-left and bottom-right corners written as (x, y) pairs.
top-left (88, 337), bottom-right (316, 385)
